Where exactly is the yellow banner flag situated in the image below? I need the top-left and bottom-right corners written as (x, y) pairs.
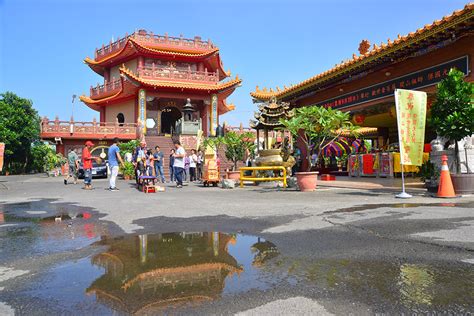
top-left (395, 89), bottom-right (427, 166)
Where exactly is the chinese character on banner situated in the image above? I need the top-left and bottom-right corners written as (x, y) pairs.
top-left (0, 143), bottom-right (4, 172)
top-left (395, 89), bottom-right (427, 166)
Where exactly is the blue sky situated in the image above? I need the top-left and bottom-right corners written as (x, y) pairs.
top-left (0, 0), bottom-right (469, 126)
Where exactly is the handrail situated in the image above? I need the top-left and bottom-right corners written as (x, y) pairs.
top-left (90, 78), bottom-right (122, 97)
top-left (95, 31), bottom-right (214, 60)
top-left (137, 66), bottom-right (219, 83)
top-left (239, 166), bottom-right (287, 188)
top-left (40, 119), bottom-right (137, 137)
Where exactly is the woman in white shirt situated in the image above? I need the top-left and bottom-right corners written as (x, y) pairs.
top-left (189, 149), bottom-right (198, 182)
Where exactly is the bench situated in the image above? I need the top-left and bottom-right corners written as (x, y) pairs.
top-left (239, 166), bottom-right (287, 188)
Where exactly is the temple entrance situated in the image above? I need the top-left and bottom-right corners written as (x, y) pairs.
top-left (161, 107), bottom-right (182, 134)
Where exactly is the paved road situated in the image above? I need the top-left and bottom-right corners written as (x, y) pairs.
top-left (0, 175), bottom-right (473, 315)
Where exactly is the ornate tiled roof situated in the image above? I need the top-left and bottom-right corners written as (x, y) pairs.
top-left (251, 3), bottom-right (474, 101)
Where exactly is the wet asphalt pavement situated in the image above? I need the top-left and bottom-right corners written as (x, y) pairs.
top-left (0, 175), bottom-right (473, 315)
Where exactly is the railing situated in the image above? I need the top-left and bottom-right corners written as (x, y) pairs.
top-left (90, 78), bottom-right (122, 99)
top-left (40, 118), bottom-right (137, 139)
top-left (137, 66), bottom-right (219, 83)
top-left (95, 30), bottom-right (214, 60)
top-left (176, 118), bottom-right (202, 135)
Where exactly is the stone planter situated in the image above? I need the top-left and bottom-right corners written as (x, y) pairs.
top-left (424, 180), bottom-right (439, 194)
top-left (451, 173), bottom-right (474, 195)
top-left (295, 171), bottom-right (319, 192)
top-left (227, 170), bottom-right (240, 183)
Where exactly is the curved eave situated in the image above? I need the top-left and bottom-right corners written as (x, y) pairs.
top-left (252, 3), bottom-right (474, 101)
top-left (121, 66), bottom-right (242, 93)
top-left (79, 78), bottom-right (135, 110)
top-left (85, 38), bottom-right (221, 76)
top-left (220, 100), bottom-right (235, 115)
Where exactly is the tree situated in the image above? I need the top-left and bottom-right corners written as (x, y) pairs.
top-left (280, 106), bottom-right (358, 172)
top-left (0, 92), bottom-right (40, 173)
top-left (29, 142), bottom-right (54, 173)
top-left (429, 69), bottom-right (474, 173)
top-left (203, 131), bottom-right (255, 171)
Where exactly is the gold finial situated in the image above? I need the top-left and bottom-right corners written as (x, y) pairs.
top-left (269, 88), bottom-right (274, 93)
top-left (397, 34), bottom-right (402, 39)
top-left (352, 53), bottom-right (357, 59)
top-left (373, 43), bottom-right (379, 50)
top-left (263, 87), bottom-right (268, 92)
top-left (276, 86), bottom-right (281, 92)
top-left (256, 85), bottom-right (260, 92)
top-left (236, 74), bottom-right (239, 80)
top-left (387, 38), bottom-right (392, 45)
top-left (284, 85), bottom-right (287, 90)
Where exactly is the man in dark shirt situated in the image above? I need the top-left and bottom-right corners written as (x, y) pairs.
top-left (153, 146), bottom-right (165, 183)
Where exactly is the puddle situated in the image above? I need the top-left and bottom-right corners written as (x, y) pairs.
top-left (0, 203), bottom-right (107, 262)
top-left (1, 201), bottom-right (473, 314)
top-left (1, 228), bottom-right (280, 314)
top-left (272, 258), bottom-right (474, 313)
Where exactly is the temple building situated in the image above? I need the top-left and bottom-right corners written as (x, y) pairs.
top-left (41, 30), bottom-right (241, 154)
top-left (251, 4), bottom-right (473, 149)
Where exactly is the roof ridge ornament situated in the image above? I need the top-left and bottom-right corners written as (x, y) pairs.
top-left (358, 39), bottom-right (371, 55)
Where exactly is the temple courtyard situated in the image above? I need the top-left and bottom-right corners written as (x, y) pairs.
top-left (0, 175), bottom-right (473, 315)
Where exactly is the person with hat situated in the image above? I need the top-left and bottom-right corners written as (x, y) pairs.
top-left (82, 140), bottom-right (98, 190)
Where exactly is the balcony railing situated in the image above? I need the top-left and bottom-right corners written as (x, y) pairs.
top-left (137, 66), bottom-right (219, 83)
top-left (95, 30), bottom-right (215, 60)
top-left (176, 118), bottom-right (202, 136)
top-left (90, 78), bottom-right (122, 99)
top-left (40, 118), bottom-right (137, 140)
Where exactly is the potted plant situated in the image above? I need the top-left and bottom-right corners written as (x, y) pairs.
top-left (418, 160), bottom-right (440, 193)
top-left (222, 131), bottom-right (255, 180)
top-left (430, 68), bottom-right (474, 194)
top-left (280, 106), bottom-right (358, 191)
top-left (203, 131), bottom-right (255, 181)
top-left (120, 161), bottom-right (135, 180)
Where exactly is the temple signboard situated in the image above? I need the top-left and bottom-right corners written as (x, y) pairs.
top-left (314, 55), bottom-right (468, 110)
top-left (138, 89), bottom-right (146, 134)
top-left (210, 94), bottom-right (218, 136)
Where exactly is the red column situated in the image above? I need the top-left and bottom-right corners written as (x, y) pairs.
top-left (56, 143), bottom-right (65, 155)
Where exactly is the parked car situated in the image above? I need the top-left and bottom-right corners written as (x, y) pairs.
top-left (78, 161), bottom-right (108, 179)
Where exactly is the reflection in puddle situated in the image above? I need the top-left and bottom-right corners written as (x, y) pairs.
top-left (272, 258), bottom-right (474, 313)
top-left (87, 233), bottom-right (278, 314)
top-left (1, 226), bottom-right (279, 314)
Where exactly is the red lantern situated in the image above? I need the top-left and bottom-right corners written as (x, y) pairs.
top-left (353, 114), bottom-right (365, 124)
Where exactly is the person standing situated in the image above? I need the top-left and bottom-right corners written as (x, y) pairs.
top-left (108, 138), bottom-right (124, 191)
top-left (64, 148), bottom-right (79, 185)
top-left (173, 140), bottom-right (186, 188)
top-left (153, 146), bottom-right (165, 183)
top-left (82, 141), bottom-right (98, 190)
top-left (189, 149), bottom-right (197, 182)
top-left (196, 150), bottom-right (203, 181)
top-left (133, 141), bottom-right (147, 184)
top-left (169, 149), bottom-right (175, 183)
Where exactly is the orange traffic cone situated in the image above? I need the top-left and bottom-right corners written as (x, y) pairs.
top-left (437, 154), bottom-right (456, 198)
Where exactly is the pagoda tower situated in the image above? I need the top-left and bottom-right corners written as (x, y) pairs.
top-left (80, 29), bottom-right (241, 140)
top-left (250, 96), bottom-right (293, 149)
